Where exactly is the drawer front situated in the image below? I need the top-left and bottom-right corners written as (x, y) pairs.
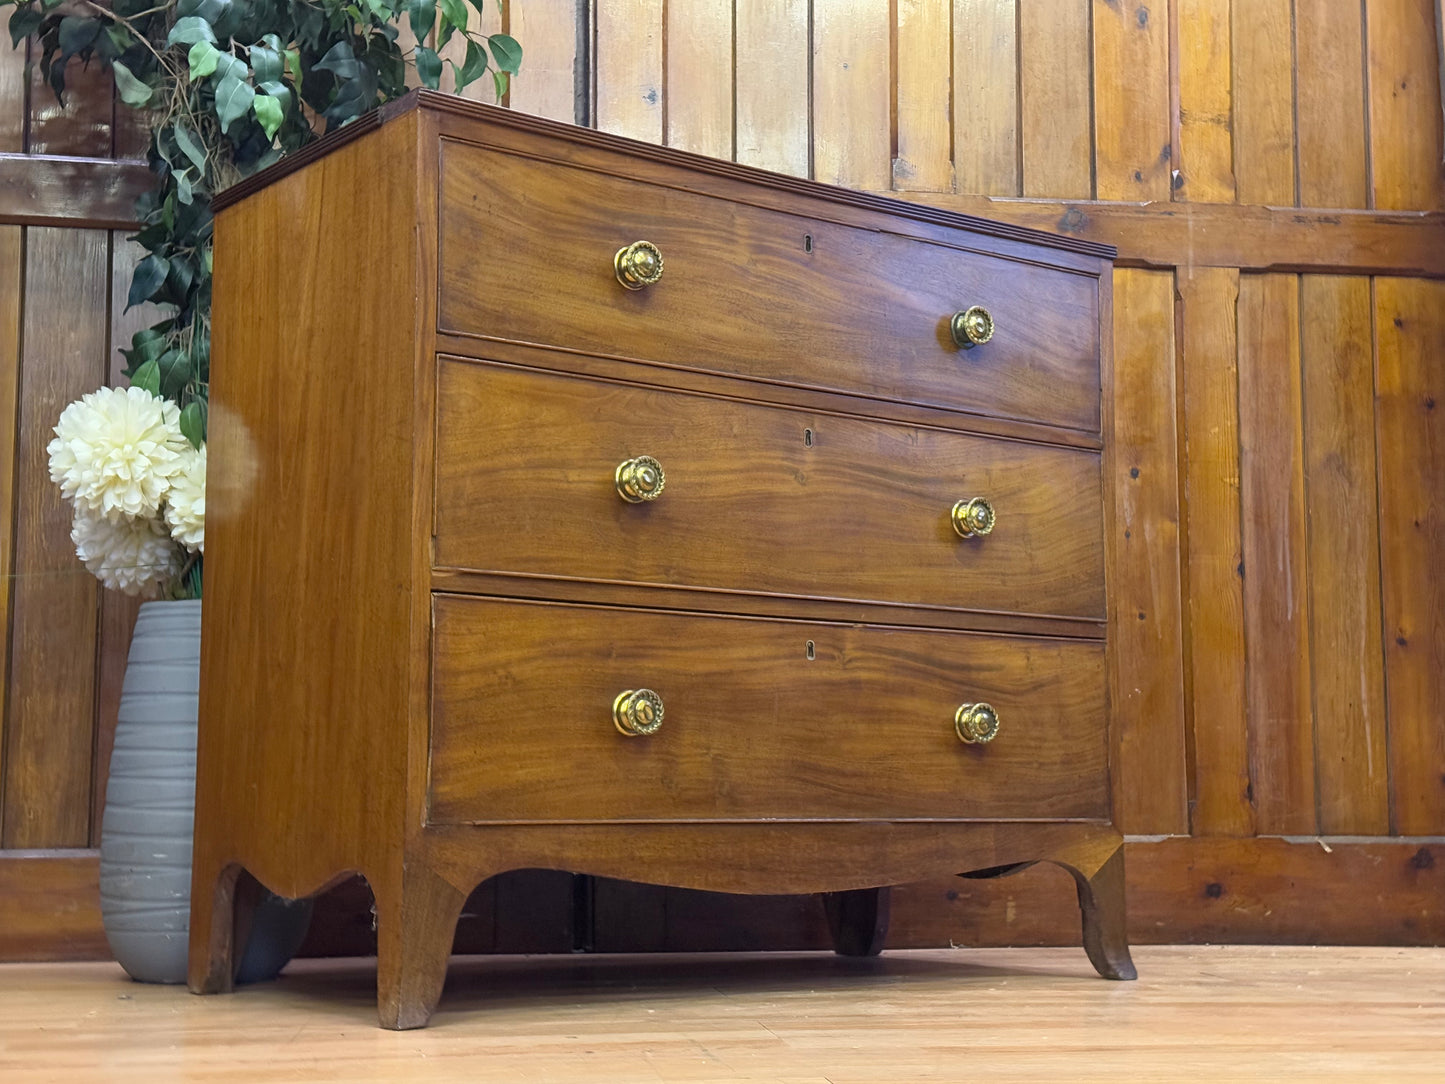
top-left (434, 360), bottom-right (1105, 619)
top-left (438, 141), bottom-right (1101, 432)
top-left (428, 596), bottom-right (1110, 824)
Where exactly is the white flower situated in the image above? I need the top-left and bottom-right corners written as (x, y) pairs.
top-left (70, 507), bottom-right (180, 597)
top-left (47, 386), bottom-right (188, 522)
top-left (164, 444), bottom-right (205, 553)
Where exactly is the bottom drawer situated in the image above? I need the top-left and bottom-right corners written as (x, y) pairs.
top-left (428, 596), bottom-right (1109, 824)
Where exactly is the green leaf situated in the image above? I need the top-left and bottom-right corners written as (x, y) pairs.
top-left (121, 326), bottom-right (169, 374)
top-left (179, 401), bottom-right (206, 449)
top-left (211, 52), bottom-right (247, 83)
top-left (315, 40), bottom-right (361, 80)
top-left (406, 0), bottom-right (435, 44)
top-left (258, 80), bottom-right (292, 113)
top-left (253, 94), bottom-right (283, 139)
top-left (439, 0), bottom-right (467, 34)
top-left (492, 68), bottom-right (507, 100)
top-left (249, 43), bottom-right (281, 84)
top-left (127, 254), bottom-right (168, 309)
top-left (414, 45), bottom-right (441, 90)
top-left (177, 0), bottom-right (229, 23)
top-left (283, 46), bottom-right (301, 86)
top-left (157, 350), bottom-right (193, 396)
top-left (436, 14), bottom-right (454, 49)
top-left (455, 37), bottom-right (486, 91)
top-left (214, 72), bottom-right (255, 133)
top-left (58, 16), bottom-right (102, 58)
top-left (188, 40), bottom-right (220, 80)
top-left (9, 7), bottom-right (45, 48)
top-left (172, 123), bottom-right (208, 173)
top-left (488, 32), bottom-right (521, 75)
top-left (130, 358), bottom-right (161, 396)
top-left (363, 0), bottom-right (390, 20)
top-left (98, 26), bottom-right (132, 60)
top-left (111, 60), bottom-right (153, 107)
top-left (166, 16), bottom-right (216, 47)
top-left (175, 168), bottom-right (193, 205)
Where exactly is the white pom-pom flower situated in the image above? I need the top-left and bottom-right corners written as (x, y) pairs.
top-left (164, 443), bottom-right (205, 553)
top-left (47, 386), bottom-right (188, 522)
top-left (70, 508), bottom-right (179, 597)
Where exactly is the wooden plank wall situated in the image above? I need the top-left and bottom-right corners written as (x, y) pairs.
top-left (3, 1), bottom-right (1443, 959)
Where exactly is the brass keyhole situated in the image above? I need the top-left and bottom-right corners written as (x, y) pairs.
top-left (804, 428), bottom-right (814, 446)
top-left (806, 640), bottom-right (815, 660)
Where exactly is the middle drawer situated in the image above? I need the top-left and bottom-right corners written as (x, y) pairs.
top-left (434, 358), bottom-right (1104, 619)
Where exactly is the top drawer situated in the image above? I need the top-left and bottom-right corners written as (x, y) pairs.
top-left (437, 141), bottom-right (1102, 433)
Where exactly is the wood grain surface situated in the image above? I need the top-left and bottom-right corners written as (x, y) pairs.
top-left (429, 595), bottom-right (1110, 823)
top-left (952, 0), bottom-right (1017, 197)
top-left (734, 0), bottom-right (809, 176)
top-left (438, 141), bottom-right (1103, 431)
top-left (1092, 0), bottom-right (1171, 202)
top-left (434, 359), bottom-right (1104, 619)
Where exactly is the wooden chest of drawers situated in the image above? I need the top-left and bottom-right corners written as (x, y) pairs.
top-left (190, 91), bottom-right (1134, 1029)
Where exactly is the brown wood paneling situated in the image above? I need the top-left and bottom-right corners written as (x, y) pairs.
top-left (1019, 0), bottom-right (1091, 199)
top-left (1230, 0), bottom-right (1294, 206)
top-left (0, 36), bottom-right (24, 152)
top-left (2, 228), bottom-right (107, 849)
top-left (952, 0), bottom-right (1018, 197)
top-left (898, 194), bottom-right (1445, 277)
top-left (894, 0), bottom-right (953, 192)
top-left (812, 0), bottom-right (890, 189)
top-left (596, 0), bottom-right (664, 142)
top-left (666, 0), bottom-right (732, 159)
top-left (26, 50), bottom-right (112, 156)
top-left (0, 850), bottom-right (108, 961)
top-left (1109, 268), bottom-right (1188, 835)
top-left (1178, 267), bottom-right (1253, 836)
top-left (509, 0), bottom-right (581, 123)
top-left (1173, 0), bottom-right (1235, 203)
top-left (1367, 0), bottom-right (1445, 211)
top-left (0, 226), bottom-right (19, 825)
top-left (1092, 0), bottom-right (1171, 202)
top-left (1302, 275), bottom-right (1389, 835)
top-left (1237, 273), bottom-right (1313, 834)
top-left (887, 837), bottom-right (1445, 946)
top-left (0, 155), bottom-right (152, 229)
top-left (1295, 0), bottom-right (1368, 209)
top-left (735, 0), bottom-right (809, 176)
top-left (1375, 277), bottom-right (1445, 836)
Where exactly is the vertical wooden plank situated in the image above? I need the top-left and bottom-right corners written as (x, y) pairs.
top-left (1019, 0), bottom-right (1092, 198)
top-left (812, 0), bottom-right (891, 189)
top-left (509, 0), bottom-right (581, 122)
top-left (1237, 273), bottom-right (1313, 834)
top-left (1295, 0), bottom-right (1368, 209)
top-left (0, 226), bottom-right (21, 837)
top-left (596, 0), bottom-right (664, 143)
top-left (26, 53), bottom-right (113, 155)
top-left (2, 228), bottom-right (107, 849)
top-left (1302, 275), bottom-right (1389, 835)
top-left (666, 0), bottom-right (734, 158)
top-left (1232, 0), bottom-right (1295, 205)
top-left (1368, 0), bottom-right (1445, 210)
top-left (0, 35), bottom-right (26, 151)
top-left (894, 0), bottom-right (954, 191)
top-left (1178, 267), bottom-right (1253, 836)
top-left (952, 0), bottom-right (1018, 196)
top-left (1375, 277), bottom-right (1445, 836)
top-left (1174, 0), bottom-right (1235, 202)
top-left (1109, 268), bottom-right (1189, 834)
top-left (1093, 0), bottom-right (1171, 201)
top-left (736, 0), bottom-right (810, 176)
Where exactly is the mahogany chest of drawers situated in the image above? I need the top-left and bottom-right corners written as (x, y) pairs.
top-left (191, 90), bottom-right (1134, 1029)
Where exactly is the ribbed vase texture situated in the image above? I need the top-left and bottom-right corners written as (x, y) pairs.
top-left (100, 599), bottom-right (202, 984)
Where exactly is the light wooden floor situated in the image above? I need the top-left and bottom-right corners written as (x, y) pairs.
top-left (1, 946), bottom-right (1442, 1081)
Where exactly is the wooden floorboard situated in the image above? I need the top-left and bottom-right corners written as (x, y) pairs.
top-left (0, 947), bottom-right (1441, 1080)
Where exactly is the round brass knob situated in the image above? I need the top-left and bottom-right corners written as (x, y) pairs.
top-left (615, 240), bottom-right (664, 290)
top-left (951, 497), bottom-right (996, 538)
top-left (950, 306), bottom-right (994, 349)
top-left (616, 455), bottom-right (666, 502)
top-left (955, 702), bottom-right (1000, 744)
top-left (613, 688), bottom-right (664, 736)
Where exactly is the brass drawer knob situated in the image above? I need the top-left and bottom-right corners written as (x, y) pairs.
top-left (613, 688), bottom-right (664, 736)
top-left (616, 455), bottom-right (666, 502)
top-left (950, 306), bottom-right (994, 348)
top-left (955, 702), bottom-right (1000, 744)
top-left (615, 240), bottom-right (664, 290)
top-left (951, 497), bottom-right (996, 538)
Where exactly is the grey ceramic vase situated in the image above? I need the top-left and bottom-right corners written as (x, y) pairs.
top-left (100, 598), bottom-right (312, 984)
